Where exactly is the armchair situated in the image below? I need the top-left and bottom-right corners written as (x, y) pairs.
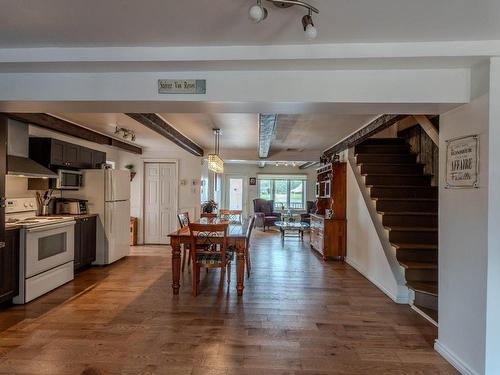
top-left (300, 201), bottom-right (316, 224)
top-left (253, 199), bottom-right (281, 231)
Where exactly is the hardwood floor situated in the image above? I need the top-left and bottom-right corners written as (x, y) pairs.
top-left (0, 230), bottom-right (457, 374)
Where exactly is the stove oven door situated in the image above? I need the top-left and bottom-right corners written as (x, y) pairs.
top-left (25, 222), bottom-right (75, 278)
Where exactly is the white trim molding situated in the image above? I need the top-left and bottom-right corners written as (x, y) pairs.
top-left (345, 256), bottom-right (411, 304)
top-left (434, 340), bottom-right (480, 375)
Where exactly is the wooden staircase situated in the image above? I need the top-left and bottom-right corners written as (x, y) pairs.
top-left (355, 137), bottom-right (438, 323)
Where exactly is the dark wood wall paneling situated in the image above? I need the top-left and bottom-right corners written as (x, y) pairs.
top-left (323, 115), bottom-right (409, 157)
top-left (5, 113), bottom-right (142, 155)
top-left (398, 123), bottom-right (440, 186)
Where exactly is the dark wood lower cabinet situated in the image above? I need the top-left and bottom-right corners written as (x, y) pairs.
top-left (0, 229), bottom-right (20, 304)
top-left (74, 216), bottom-right (97, 273)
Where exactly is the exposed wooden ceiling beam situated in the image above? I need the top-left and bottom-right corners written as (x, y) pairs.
top-left (299, 161), bottom-right (319, 170)
top-left (5, 113), bottom-right (143, 155)
top-left (413, 115), bottom-right (439, 147)
top-left (323, 114), bottom-right (409, 157)
top-left (258, 114), bottom-right (278, 159)
top-left (126, 113), bottom-right (204, 157)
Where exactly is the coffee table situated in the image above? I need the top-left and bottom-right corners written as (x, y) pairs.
top-left (275, 221), bottom-right (310, 243)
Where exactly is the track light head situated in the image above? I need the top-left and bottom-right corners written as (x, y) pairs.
top-left (302, 14), bottom-right (318, 39)
top-left (249, 2), bottom-right (268, 23)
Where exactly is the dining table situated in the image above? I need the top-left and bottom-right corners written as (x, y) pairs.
top-left (168, 218), bottom-right (250, 296)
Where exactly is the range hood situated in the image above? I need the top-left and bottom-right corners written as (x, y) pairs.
top-left (7, 119), bottom-right (58, 179)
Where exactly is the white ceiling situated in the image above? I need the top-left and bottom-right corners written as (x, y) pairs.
top-left (53, 112), bottom-right (376, 161)
top-left (0, 0), bottom-right (499, 48)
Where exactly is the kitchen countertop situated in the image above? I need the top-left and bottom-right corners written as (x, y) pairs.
top-left (51, 214), bottom-right (99, 220)
top-left (5, 224), bottom-right (22, 231)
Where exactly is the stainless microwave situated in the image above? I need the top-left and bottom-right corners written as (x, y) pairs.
top-left (54, 169), bottom-right (83, 190)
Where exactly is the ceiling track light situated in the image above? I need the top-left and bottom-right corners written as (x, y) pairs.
top-left (249, 0), bottom-right (319, 39)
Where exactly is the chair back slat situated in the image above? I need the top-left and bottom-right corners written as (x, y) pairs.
top-left (189, 223), bottom-right (228, 253)
top-left (201, 213), bottom-right (217, 219)
top-left (177, 212), bottom-right (190, 228)
top-left (219, 209), bottom-right (242, 224)
top-left (246, 215), bottom-right (256, 242)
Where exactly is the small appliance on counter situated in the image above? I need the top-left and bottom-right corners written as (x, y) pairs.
top-left (55, 199), bottom-right (88, 215)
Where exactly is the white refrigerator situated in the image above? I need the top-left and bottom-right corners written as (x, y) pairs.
top-left (68, 169), bottom-right (131, 265)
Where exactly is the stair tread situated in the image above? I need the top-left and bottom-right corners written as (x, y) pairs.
top-left (358, 163), bottom-right (425, 166)
top-left (413, 304), bottom-right (438, 323)
top-left (368, 185), bottom-right (437, 189)
top-left (374, 197), bottom-right (438, 201)
top-left (400, 261), bottom-right (438, 269)
top-left (391, 243), bottom-right (438, 250)
top-left (381, 211), bottom-right (438, 216)
top-left (362, 173), bottom-right (433, 177)
top-left (385, 226), bottom-right (438, 232)
top-left (407, 281), bottom-right (438, 296)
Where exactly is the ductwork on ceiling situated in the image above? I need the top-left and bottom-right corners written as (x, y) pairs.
top-left (7, 119), bottom-right (57, 179)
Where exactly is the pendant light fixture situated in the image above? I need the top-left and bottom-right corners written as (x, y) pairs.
top-left (208, 128), bottom-right (224, 174)
top-left (249, 0), bottom-right (319, 40)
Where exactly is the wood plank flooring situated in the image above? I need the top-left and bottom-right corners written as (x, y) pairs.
top-left (0, 230), bottom-right (457, 374)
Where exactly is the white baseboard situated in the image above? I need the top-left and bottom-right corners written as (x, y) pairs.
top-left (434, 340), bottom-right (479, 375)
top-left (345, 256), bottom-right (410, 304)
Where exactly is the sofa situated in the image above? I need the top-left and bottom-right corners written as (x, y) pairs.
top-left (253, 199), bottom-right (282, 231)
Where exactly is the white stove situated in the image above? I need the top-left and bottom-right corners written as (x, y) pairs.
top-left (5, 198), bottom-right (76, 304)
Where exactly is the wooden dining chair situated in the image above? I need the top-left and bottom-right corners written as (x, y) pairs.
top-left (177, 212), bottom-right (192, 272)
top-left (219, 209), bottom-right (243, 224)
top-left (245, 215), bottom-right (256, 278)
top-left (189, 222), bottom-right (232, 296)
top-left (200, 213), bottom-right (217, 219)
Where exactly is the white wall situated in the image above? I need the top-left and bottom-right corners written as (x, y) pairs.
top-left (345, 160), bottom-right (409, 303)
top-left (485, 57), bottom-right (500, 375)
top-left (220, 163), bottom-right (317, 217)
top-left (117, 148), bottom-right (202, 245)
top-left (435, 93), bottom-right (490, 375)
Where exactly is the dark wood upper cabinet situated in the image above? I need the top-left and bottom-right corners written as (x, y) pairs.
top-left (30, 138), bottom-right (106, 170)
top-left (92, 150), bottom-right (106, 169)
top-left (79, 147), bottom-right (93, 169)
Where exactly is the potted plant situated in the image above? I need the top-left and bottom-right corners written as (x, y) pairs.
top-left (201, 200), bottom-right (218, 214)
top-left (124, 164), bottom-right (136, 181)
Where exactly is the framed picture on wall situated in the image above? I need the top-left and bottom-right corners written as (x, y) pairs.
top-left (445, 134), bottom-right (479, 189)
top-left (249, 177), bottom-right (257, 186)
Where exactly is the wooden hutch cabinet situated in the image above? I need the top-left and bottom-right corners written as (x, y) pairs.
top-left (310, 162), bottom-right (347, 260)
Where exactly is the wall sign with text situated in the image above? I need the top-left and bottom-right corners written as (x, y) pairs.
top-left (158, 79), bottom-right (206, 94)
top-left (445, 135), bottom-right (479, 189)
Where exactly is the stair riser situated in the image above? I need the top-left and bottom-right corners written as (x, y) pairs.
top-left (389, 230), bottom-right (438, 244)
top-left (356, 154), bottom-right (417, 164)
top-left (371, 187), bottom-right (438, 199)
top-left (405, 268), bottom-right (438, 283)
top-left (383, 214), bottom-right (438, 227)
top-left (355, 145), bottom-right (412, 154)
top-left (397, 249), bottom-right (438, 263)
top-left (377, 200), bottom-right (438, 212)
top-left (365, 175), bottom-right (432, 186)
top-left (361, 164), bottom-right (424, 175)
top-left (414, 292), bottom-right (438, 311)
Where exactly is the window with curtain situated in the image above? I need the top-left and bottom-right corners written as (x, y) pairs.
top-left (257, 175), bottom-right (307, 210)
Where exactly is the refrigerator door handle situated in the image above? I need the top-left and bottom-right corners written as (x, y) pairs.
top-left (109, 203), bottom-right (113, 235)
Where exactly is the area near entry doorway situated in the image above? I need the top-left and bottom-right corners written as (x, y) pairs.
top-left (143, 161), bottom-right (178, 245)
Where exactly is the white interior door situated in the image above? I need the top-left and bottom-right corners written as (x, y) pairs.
top-left (144, 163), bottom-right (177, 244)
top-left (224, 175), bottom-right (247, 217)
